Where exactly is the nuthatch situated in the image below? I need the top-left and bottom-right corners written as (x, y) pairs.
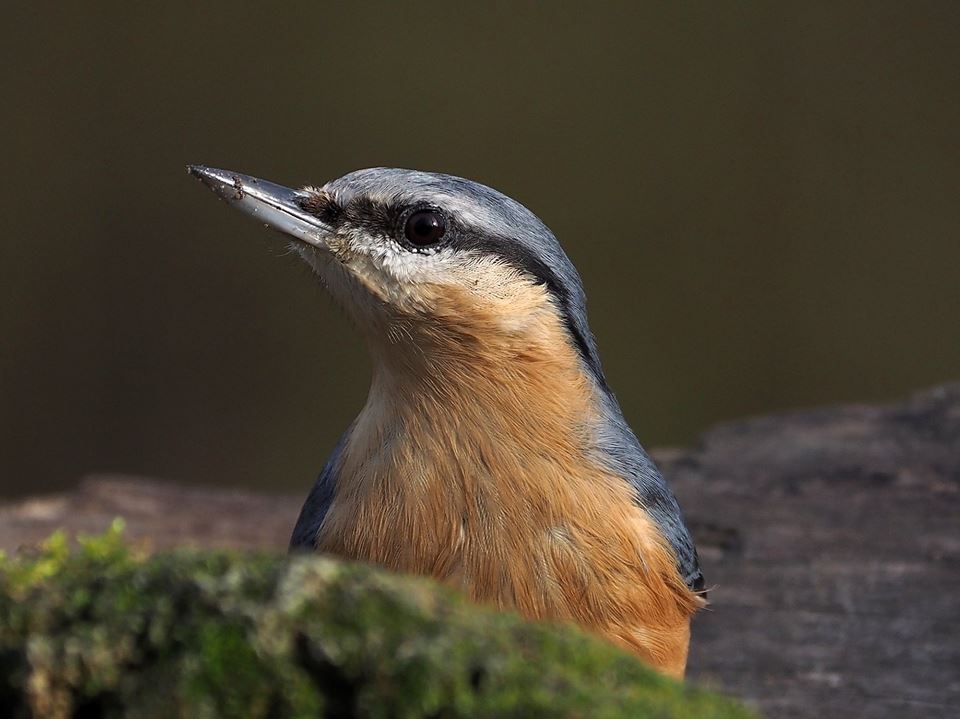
top-left (189, 165), bottom-right (705, 677)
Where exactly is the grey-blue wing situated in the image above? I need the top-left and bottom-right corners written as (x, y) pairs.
top-left (623, 448), bottom-right (705, 593)
top-left (289, 431), bottom-right (349, 550)
top-left (593, 397), bottom-right (705, 593)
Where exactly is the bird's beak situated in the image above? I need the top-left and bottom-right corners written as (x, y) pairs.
top-left (187, 165), bottom-right (332, 248)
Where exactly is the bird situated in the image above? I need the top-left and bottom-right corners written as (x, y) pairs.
top-left (188, 164), bottom-right (705, 678)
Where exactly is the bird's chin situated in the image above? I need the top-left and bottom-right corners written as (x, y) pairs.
top-left (289, 241), bottom-right (331, 274)
top-left (289, 242), bottom-right (398, 326)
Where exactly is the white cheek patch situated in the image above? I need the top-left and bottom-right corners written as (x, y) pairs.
top-left (297, 235), bottom-right (553, 341)
top-left (331, 225), bottom-right (463, 302)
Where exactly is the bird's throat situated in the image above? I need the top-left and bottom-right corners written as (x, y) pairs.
top-left (319, 301), bottom-right (605, 568)
top-left (314, 302), bottom-right (699, 676)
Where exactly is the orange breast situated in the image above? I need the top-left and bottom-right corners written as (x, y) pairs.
top-left (315, 280), bottom-right (702, 678)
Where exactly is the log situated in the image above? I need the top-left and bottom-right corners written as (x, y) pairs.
top-left (2, 384), bottom-right (957, 717)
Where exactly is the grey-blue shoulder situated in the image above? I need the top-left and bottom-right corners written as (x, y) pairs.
top-left (289, 430), bottom-right (349, 550)
top-left (592, 392), bottom-right (705, 593)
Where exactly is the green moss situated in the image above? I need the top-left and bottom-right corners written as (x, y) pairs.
top-left (0, 526), bottom-right (753, 719)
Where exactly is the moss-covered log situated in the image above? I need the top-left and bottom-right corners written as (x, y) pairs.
top-left (0, 523), bottom-right (751, 718)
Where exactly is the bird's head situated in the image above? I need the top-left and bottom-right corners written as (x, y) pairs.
top-left (189, 166), bottom-right (607, 392)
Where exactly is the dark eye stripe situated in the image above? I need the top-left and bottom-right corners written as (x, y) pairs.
top-left (297, 192), bottom-right (343, 225)
top-left (345, 196), bottom-right (396, 230)
top-left (299, 194), bottom-right (608, 390)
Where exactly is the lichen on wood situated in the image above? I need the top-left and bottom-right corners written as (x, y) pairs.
top-left (0, 521), bottom-right (750, 718)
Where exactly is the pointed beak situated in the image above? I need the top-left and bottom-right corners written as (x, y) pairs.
top-left (187, 165), bottom-right (332, 248)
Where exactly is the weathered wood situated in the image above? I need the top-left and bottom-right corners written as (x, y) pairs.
top-left (0, 476), bottom-right (300, 554)
top-left (1, 385), bottom-right (957, 717)
top-left (670, 384), bottom-right (960, 718)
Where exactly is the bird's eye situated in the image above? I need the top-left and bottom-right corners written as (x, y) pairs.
top-left (404, 210), bottom-right (446, 248)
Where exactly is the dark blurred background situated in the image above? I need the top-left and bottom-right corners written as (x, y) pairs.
top-left (2, 3), bottom-right (958, 499)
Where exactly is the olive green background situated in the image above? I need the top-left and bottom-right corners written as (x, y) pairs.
top-left (2, 3), bottom-right (958, 498)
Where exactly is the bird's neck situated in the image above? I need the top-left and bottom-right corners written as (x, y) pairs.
top-left (359, 288), bottom-right (599, 467)
top-left (318, 286), bottom-right (617, 549)
top-left (329, 295), bottom-right (608, 546)
top-left (315, 305), bottom-right (698, 667)
top-left (320, 307), bottom-right (620, 578)
top-left (377, 327), bottom-right (591, 434)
